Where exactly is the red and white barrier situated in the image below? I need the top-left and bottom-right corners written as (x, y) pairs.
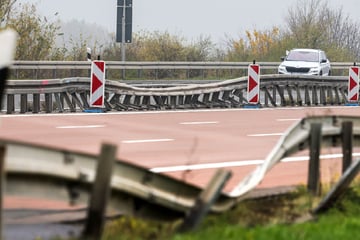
top-left (348, 66), bottom-right (359, 102)
top-left (247, 63), bottom-right (260, 104)
top-left (90, 60), bottom-right (106, 108)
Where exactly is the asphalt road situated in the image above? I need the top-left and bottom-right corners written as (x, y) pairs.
top-left (1, 106), bottom-right (360, 239)
top-left (1, 106), bottom-right (358, 189)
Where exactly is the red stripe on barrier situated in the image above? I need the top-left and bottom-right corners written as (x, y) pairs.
top-left (92, 75), bottom-right (102, 92)
top-left (248, 76), bottom-right (258, 92)
top-left (249, 94), bottom-right (258, 103)
top-left (94, 61), bottom-right (105, 72)
top-left (93, 96), bottom-right (104, 106)
top-left (350, 77), bottom-right (357, 90)
top-left (250, 65), bottom-right (259, 74)
top-left (352, 66), bottom-right (359, 75)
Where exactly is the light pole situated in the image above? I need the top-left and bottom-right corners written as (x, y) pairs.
top-left (121, 0), bottom-right (126, 79)
top-left (56, 32), bottom-right (66, 61)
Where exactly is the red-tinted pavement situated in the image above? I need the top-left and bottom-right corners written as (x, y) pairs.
top-left (1, 106), bottom-right (358, 210)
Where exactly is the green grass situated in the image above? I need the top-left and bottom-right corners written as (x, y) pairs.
top-left (99, 182), bottom-right (360, 240)
top-left (172, 213), bottom-right (360, 240)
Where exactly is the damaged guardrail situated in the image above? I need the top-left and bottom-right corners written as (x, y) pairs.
top-left (3, 74), bottom-right (352, 114)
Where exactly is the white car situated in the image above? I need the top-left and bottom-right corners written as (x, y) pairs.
top-left (278, 48), bottom-right (331, 76)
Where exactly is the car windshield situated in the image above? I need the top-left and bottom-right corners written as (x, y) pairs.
top-left (286, 51), bottom-right (319, 62)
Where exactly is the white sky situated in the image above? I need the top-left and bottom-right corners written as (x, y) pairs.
top-left (21, 0), bottom-right (360, 43)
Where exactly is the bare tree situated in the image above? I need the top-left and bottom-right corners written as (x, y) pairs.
top-left (4, 2), bottom-right (61, 60)
top-left (284, 0), bottom-right (360, 60)
top-left (0, 0), bottom-right (17, 27)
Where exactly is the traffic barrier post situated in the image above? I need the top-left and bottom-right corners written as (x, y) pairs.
top-left (82, 143), bottom-right (117, 240)
top-left (307, 123), bottom-right (322, 196)
top-left (178, 169), bottom-right (232, 232)
top-left (0, 145), bottom-right (5, 240)
top-left (86, 60), bottom-right (106, 113)
top-left (313, 158), bottom-right (360, 214)
top-left (341, 121), bottom-right (353, 173)
top-left (87, 47), bottom-right (92, 62)
top-left (245, 61), bottom-right (260, 108)
top-left (346, 63), bottom-right (359, 105)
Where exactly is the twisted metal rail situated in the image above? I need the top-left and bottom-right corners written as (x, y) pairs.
top-left (3, 74), bottom-right (352, 114)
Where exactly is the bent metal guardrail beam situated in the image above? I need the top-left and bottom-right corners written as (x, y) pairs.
top-left (3, 74), bottom-right (352, 114)
top-left (2, 115), bottom-right (360, 221)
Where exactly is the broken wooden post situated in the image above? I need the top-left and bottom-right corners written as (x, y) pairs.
top-left (313, 158), bottom-right (360, 214)
top-left (0, 145), bottom-right (5, 240)
top-left (341, 121), bottom-right (353, 173)
top-left (82, 143), bottom-right (117, 240)
top-left (178, 169), bottom-right (232, 233)
top-left (307, 123), bottom-right (322, 196)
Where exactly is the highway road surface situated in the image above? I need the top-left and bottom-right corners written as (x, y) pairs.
top-left (1, 106), bottom-right (359, 192)
top-left (1, 106), bottom-right (360, 239)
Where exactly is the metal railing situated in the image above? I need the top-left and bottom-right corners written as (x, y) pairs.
top-left (3, 74), bottom-right (352, 114)
top-left (10, 61), bottom-right (355, 80)
top-left (11, 61), bottom-right (354, 70)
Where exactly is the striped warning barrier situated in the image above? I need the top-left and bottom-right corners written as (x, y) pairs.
top-left (247, 63), bottom-right (260, 104)
top-left (347, 65), bottom-right (359, 103)
top-left (90, 61), bottom-right (106, 108)
top-left (87, 47), bottom-right (92, 62)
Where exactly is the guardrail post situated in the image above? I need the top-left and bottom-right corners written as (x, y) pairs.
top-left (45, 93), bottom-right (53, 113)
top-left (0, 145), bottom-right (5, 240)
top-left (307, 123), bottom-right (322, 196)
top-left (82, 143), bottom-right (117, 240)
top-left (177, 169), bottom-right (232, 233)
top-left (313, 158), bottom-right (360, 214)
top-left (6, 94), bottom-right (14, 114)
top-left (341, 121), bottom-right (353, 173)
top-left (312, 85), bottom-right (318, 105)
top-left (32, 93), bottom-right (40, 113)
top-left (20, 94), bottom-right (28, 113)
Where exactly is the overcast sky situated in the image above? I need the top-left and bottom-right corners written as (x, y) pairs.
top-left (22, 0), bottom-right (360, 43)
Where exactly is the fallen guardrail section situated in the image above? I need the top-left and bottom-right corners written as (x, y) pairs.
top-left (1, 115), bottom-right (360, 238)
top-left (4, 74), bottom-right (352, 114)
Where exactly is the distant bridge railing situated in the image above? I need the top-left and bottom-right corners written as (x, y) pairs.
top-left (10, 61), bottom-right (355, 80)
top-left (3, 74), bottom-right (354, 114)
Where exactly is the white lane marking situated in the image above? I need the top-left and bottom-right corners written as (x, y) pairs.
top-left (150, 152), bottom-right (360, 173)
top-left (0, 106), bottom-right (351, 118)
top-left (122, 138), bottom-right (174, 144)
top-left (277, 118), bottom-right (301, 121)
top-left (180, 121), bottom-right (218, 125)
top-left (247, 133), bottom-right (283, 137)
top-left (151, 160), bottom-right (264, 173)
top-left (56, 125), bottom-right (106, 129)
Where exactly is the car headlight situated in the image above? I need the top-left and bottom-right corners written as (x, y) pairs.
top-left (278, 65), bottom-right (286, 72)
top-left (309, 67), bottom-right (321, 74)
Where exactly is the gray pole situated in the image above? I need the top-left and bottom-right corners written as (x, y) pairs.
top-left (121, 0), bottom-right (126, 79)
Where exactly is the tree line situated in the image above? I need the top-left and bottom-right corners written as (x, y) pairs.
top-left (1, 0), bottom-right (360, 79)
